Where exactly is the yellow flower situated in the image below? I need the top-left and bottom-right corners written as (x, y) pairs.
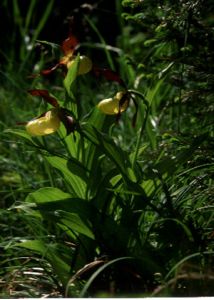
top-left (97, 91), bottom-right (129, 115)
top-left (26, 108), bottom-right (61, 136)
top-left (66, 55), bottom-right (92, 75)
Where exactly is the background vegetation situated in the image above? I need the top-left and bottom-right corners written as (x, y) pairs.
top-left (1, 0), bottom-right (214, 297)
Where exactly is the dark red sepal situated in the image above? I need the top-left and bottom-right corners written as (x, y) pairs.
top-left (92, 66), bottom-right (126, 87)
top-left (16, 111), bottom-right (47, 126)
top-left (59, 108), bottom-right (76, 136)
top-left (28, 89), bottom-right (59, 107)
top-left (16, 121), bottom-right (28, 125)
top-left (40, 63), bottom-right (60, 75)
top-left (61, 35), bottom-right (79, 56)
top-left (115, 92), bottom-right (130, 124)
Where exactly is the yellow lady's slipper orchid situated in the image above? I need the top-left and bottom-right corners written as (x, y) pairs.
top-left (97, 91), bottom-right (129, 115)
top-left (26, 108), bottom-right (61, 136)
top-left (66, 55), bottom-right (93, 75)
top-left (37, 35), bottom-right (93, 78)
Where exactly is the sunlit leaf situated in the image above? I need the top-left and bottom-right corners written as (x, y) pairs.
top-left (45, 155), bottom-right (87, 198)
top-left (56, 210), bottom-right (95, 239)
top-left (63, 54), bottom-right (80, 98)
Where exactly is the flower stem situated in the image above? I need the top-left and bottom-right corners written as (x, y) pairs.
top-left (128, 90), bottom-right (150, 168)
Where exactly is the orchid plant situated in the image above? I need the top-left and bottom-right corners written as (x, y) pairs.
top-left (13, 29), bottom-right (152, 297)
top-left (21, 32), bottom-right (145, 137)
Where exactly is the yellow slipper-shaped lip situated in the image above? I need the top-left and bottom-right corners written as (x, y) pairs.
top-left (26, 108), bottom-right (61, 136)
top-left (97, 91), bottom-right (129, 115)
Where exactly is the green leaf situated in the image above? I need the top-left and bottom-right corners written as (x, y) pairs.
top-left (63, 54), bottom-right (80, 98)
top-left (95, 130), bottom-right (127, 175)
top-left (155, 133), bottom-right (209, 175)
top-left (26, 187), bottom-right (71, 203)
top-left (56, 210), bottom-right (95, 239)
top-left (67, 156), bottom-right (89, 182)
top-left (18, 239), bottom-right (70, 286)
top-left (26, 187), bottom-right (95, 239)
top-left (45, 156), bottom-right (87, 198)
top-left (26, 187), bottom-right (93, 221)
top-left (80, 122), bottom-right (100, 145)
top-left (83, 107), bottom-right (106, 170)
top-left (81, 123), bottom-right (137, 182)
top-left (4, 128), bottom-right (36, 146)
top-left (18, 239), bottom-right (47, 253)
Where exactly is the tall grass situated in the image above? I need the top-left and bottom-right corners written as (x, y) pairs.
top-left (1, 0), bottom-right (214, 297)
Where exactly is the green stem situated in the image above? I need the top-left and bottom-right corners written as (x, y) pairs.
top-left (84, 15), bottom-right (115, 70)
top-left (128, 90), bottom-right (150, 167)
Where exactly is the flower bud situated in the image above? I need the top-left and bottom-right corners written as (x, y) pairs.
top-left (26, 108), bottom-right (60, 136)
top-left (97, 91), bottom-right (129, 115)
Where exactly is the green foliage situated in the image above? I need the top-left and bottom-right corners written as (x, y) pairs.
top-left (1, 0), bottom-right (214, 297)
